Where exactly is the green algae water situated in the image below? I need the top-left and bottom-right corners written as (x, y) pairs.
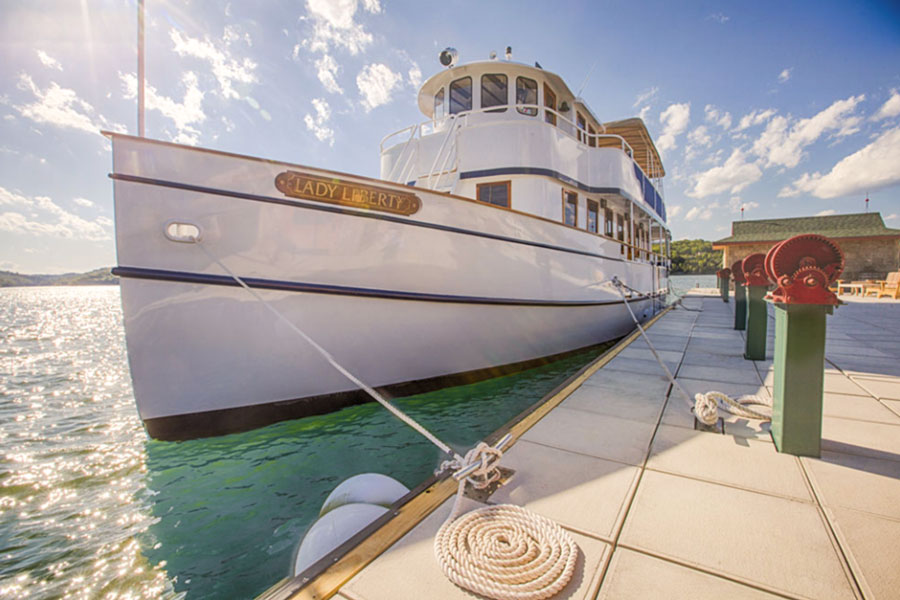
top-left (0, 286), bottom-right (609, 599)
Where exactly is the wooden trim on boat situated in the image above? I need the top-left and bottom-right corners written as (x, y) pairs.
top-left (257, 304), bottom-right (674, 600)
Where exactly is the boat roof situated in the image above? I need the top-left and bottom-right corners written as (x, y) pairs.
top-left (600, 118), bottom-right (666, 178)
top-left (417, 60), bottom-right (666, 179)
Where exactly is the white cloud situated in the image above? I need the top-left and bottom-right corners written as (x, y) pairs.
top-left (728, 197), bottom-right (759, 213)
top-left (752, 94), bottom-right (865, 168)
top-left (885, 213), bottom-right (898, 221)
top-left (170, 29), bottom-right (257, 100)
top-left (633, 87), bottom-right (658, 108)
top-left (15, 74), bottom-right (124, 136)
top-left (121, 71), bottom-right (206, 145)
top-left (222, 24), bottom-right (252, 47)
top-left (657, 102), bottom-right (690, 151)
top-left (305, 0), bottom-right (377, 56)
top-left (688, 125), bottom-right (711, 148)
top-left (779, 126), bottom-right (900, 199)
top-left (685, 202), bottom-right (718, 221)
top-left (816, 209), bottom-right (836, 216)
top-left (874, 89), bottom-right (900, 121)
top-left (304, 98), bottom-right (334, 145)
top-left (315, 54), bottom-right (343, 94)
top-left (36, 50), bottom-right (63, 71)
top-left (0, 187), bottom-right (111, 241)
top-left (668, 205), bottom-right (683, 218)
top-left (688, 148), bottom-right (762, 198)
top-left (408, 64), bottom-right (422, 88)
top-left (778, 68), bottom-right (792, 83)
top-left (734, 108), bottom-right (776, 132)
top-left (73, 197), bottom-right (94, 208)
top-left (638, 106), bottom-right (651, 122)
top-left (708, 12), bottom-right (729, 23)
top-left (705, 104), bottom-right (732, 129)
top-left (356, 63), bottom-right (401, 111)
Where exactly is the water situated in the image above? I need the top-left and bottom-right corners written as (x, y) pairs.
top-left (669, 273), bottom-right (717, 295)
top-left (0, 286), bottom-right (607, 599)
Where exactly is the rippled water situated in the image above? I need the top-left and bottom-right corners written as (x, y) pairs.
top-left (0, 286), bottom-right (606, 599)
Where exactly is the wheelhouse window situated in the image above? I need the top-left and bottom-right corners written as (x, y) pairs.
top-left (434, 88), bottom-right (445, 120)
top-left (576, 112), bottom-right (586, 143)
top-left (481, 74), bottom-right (508, 112)
top-left (604, 208), bottom-right (614, 237)
top-left (543, 83), bottom-right (557, 126)
top-left (588, 124), bottom-right (597, 147)
top-left (587, 200), bottom-right (599, 233)
top-left (563, 190), bottom-right (577, 226)
top-left (449, 77), bottom-right (472, 114)
top-left (476, 181), bottom-right (511, 208)
top-left (516, 77), bottom-right (537, 116)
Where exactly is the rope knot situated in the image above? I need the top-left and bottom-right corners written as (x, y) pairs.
top-left (693, 392), bottom-right (720, 426)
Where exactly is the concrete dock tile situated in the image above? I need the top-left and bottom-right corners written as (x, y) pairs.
top-left (802, 451), bottom-right (900, 519)
top-left (647, 425), bottom-right (810, 501)
top-left (826, 507), bottom-right (900, 600)
top-left (615, 346), bottom-right (684, 364)
top-left (340, 496), bottom-right (611, 600)
top-left (848, 376), bottom-right (900, 401)
top-left (884, 400), bottom-right (900, 418)
top-left (684, 340), bottom-right (746, 358)
top-left (630, 336), bottom-right (688, 352)
top-left (521, 407), bottom-right (656, 466)
top-left (603, 356), bottom-right (681, 376)
top-left (823, 392), bottom-right (900, 424)
top-left (822, 417), bottom-right (900, 462)
top-left (490, 440), bottom-right (640, 541)
top-left (829, 357), bottom-right (900, 378)
top-left (677, 364), bottom-right (762, 386)
top-left (582, 370), bottom-right (671, 396)
top-left (680, 352), bottom-right (751, 369)
top-left (562, 382), bottom-right (666, 424)
top-left (820, 373), bottom-right (872, 397)
top-left (661, 379), bottom-right (772, 439)
top-left (618, 470), bottom-right (856, 599)
top-left (596, 548), bottom-right (784, 600)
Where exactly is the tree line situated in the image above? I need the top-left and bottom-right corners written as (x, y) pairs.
top-left (669, 239), bottom-right (722, 274)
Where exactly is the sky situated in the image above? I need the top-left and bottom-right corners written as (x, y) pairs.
top-left (1, 0), bottom-right (899, 274)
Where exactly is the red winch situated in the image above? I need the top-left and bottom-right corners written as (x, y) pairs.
top-left (716, 268), bottom-right (731, 280)
top-left (731, 260), bottom-right (746, 285)
top-left (741, 253), bottom-right (770, 287)
top-left (764, 234), bottom-right (844, 305)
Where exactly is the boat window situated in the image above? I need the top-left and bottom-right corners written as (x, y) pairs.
top-left (604, 208), bottom-right (614, 237)
top-left (476, 181), bottom-right (511, 208)
top-left (587, 200), bottom-right (599, 233)
top-left (516, 77), bottom-right (537, 116)
top-left (543, 83), bottom-right (557, 126)
top-left (434, 88), bottom-right (445, 120)
top-left (616, 213), bottom-right (625, 255)
top-left (576, 112), bottom-right (586, 143)
top-left (588, 124), bottom-right (597, 147)
top-left (449, 77), bottom-right (472, 114)
top-left (481, 74), bottom-right (508, 112)
top-left (563, 190), bottom-right (577, 226)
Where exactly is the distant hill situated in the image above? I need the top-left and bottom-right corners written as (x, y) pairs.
top-left (670, 239), bottom-right (723, 274)
top-left (0, 267), bottom-right (118, 287)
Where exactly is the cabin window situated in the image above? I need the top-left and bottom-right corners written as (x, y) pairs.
top-left (616, 213), bottom-right (625, 255)
top-left (587, 200), bottom-right (599, 233)
top-left (476, 181), bottom-right (511, 208)
top-left (604, 208), bottom-right (614, 237)
top-left (588, 124), bottom-right (597, 147)
top-left (481, 74), bottom-right (508, 112)
top-left (576, 112), bottom-right (586, 143)
top-left (543, 83), bottom-right (557, 126)
top-left (434, 88), bottom-right (445, 120)
top-left (516, 77), bottom-right (537, 116)
top-left (449, 77), bottom-right (472, 114)
top-left (563, 190), bottom-right (577, 226)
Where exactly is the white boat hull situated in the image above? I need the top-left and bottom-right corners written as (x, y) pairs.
top-left (109, 134), bottom-right (665, 439)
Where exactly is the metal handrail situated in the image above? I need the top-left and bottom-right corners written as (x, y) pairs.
top-left (387, 123), bottom-right (420, 183)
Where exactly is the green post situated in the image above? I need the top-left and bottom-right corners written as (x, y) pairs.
top-left (720, 277), bottom-right (730, 303)
top-left (770, 303), bottom-right (832, 457)
top-left (744, 285), bottom-right (767, 360)
top-left (733, 284), bottom-right (747, 330)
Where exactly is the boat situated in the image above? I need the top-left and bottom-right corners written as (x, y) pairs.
top-left (107, 48), bottom-right (672, 440)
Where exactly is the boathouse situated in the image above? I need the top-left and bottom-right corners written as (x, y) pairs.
top-left (713, 212), bottom-right (900, 280)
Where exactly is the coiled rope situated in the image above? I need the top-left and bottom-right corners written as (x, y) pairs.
top-left (194, 239), bottom-right (577, 599)
top-left (609, 277), bottom-right (771, 426)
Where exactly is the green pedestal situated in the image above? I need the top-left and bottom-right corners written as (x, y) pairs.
top-left (771, 303), bottom-right (833, 457)
top-left (720, 278), bottom-right (730, 303)
top-left (733, 284), bottom-right (747, 330)
top-left (744, 285), bottom-right (767, 360)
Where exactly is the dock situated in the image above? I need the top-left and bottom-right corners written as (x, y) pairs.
top-left (281, 291), bottom-right (900, 600)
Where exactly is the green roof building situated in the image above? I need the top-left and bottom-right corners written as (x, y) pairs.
top-left (713, 212), bottom-right (900, 280)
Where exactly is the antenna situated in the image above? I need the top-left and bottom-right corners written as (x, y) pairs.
top-left (741, 205), bottom-right (745, 221)
top-left (137, 0), bottom-right (145, 137)
top-left (576, 58), bottom-right (600, 98)
top-left (865, 191), bottom-right (869, 213)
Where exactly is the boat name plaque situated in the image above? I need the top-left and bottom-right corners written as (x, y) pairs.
top-left (275, 171), bottom-right (421, 216)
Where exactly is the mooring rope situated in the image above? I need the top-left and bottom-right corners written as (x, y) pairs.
top-left (609, 277), bottom-right (770, 426)
top-left (193, 239), bottom-right (578, 598)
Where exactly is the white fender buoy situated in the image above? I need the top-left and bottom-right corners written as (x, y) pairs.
top-left (293, 503), bottom-right (388, 576)
top-left (319, 473), bottom-right (409, 517)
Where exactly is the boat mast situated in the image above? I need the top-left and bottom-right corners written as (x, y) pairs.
top-left (137, 0), bottom-right (145, 137)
